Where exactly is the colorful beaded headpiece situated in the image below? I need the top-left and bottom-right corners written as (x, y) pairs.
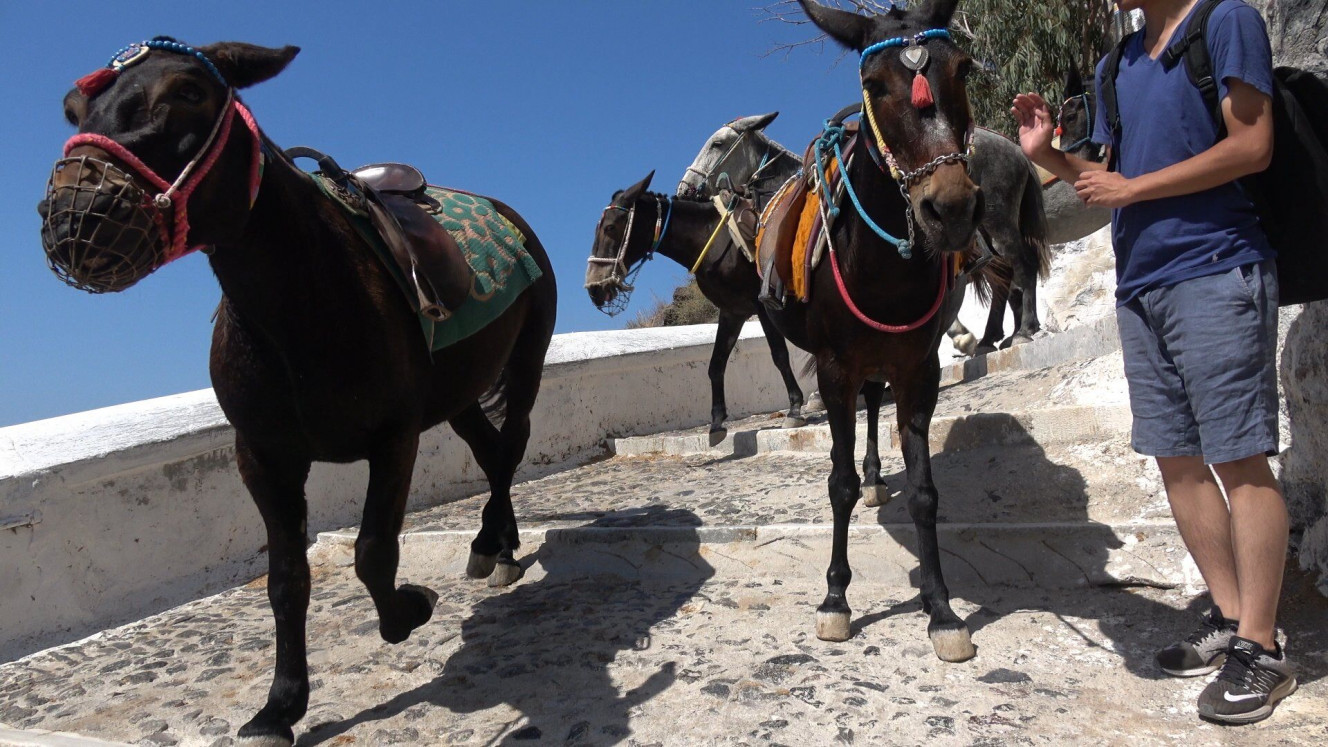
top-left (75, 37), bottom-right (228, 97)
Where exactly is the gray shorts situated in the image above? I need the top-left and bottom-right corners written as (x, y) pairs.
top-left (1116, 260), bottom-right (1279, 464)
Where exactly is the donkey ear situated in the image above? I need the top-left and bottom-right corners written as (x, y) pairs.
top-left (200, 42), bottom-right (300, 89)
top-left (1064, 68), bottom-right (1085, 98)
top-left (918, 0), bottom-right (961, 28)
top-left (730, 112), bottom-right (779, 133)
top-left (623, 170), bottom-right (656, 202)
top-left (797, 0), bottom-right (872, 51)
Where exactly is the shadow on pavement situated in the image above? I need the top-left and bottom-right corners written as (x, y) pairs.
top-left (299, 507), bottom-right (713, 746)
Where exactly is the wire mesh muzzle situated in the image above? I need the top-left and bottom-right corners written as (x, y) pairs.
top-left (40, 155), bottom-right (167, 293)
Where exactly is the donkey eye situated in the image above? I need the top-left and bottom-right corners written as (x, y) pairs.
top-left (176, 83), bottom-right (205, 104)
top-left (956, 58), bottom-right (975, 80)
top-left (710, 140), bottom-right (723, 150)
top-left (863, 79), bottom-right (888, 98)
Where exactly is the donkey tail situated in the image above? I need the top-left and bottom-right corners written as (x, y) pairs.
top-left (1020, 161), bottom-right (1052, 279)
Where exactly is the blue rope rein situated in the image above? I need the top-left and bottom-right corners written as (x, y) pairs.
top-left (815, 119), bottom-right (913, 259)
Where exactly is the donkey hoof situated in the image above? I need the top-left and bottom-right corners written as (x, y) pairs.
top-left (238, 719), bottom-right (295, 747)
top-left (487, 560), bottom-right (524, 587)
top-left (804, 392), bottom-right (825, 412)
top-left (239, 734), bottom-right (294, 747)
top-left (708, 428), bottom-right (728, 447)
top-left (1010, 332), bottom-right (1036, 347)
top-left (953, 332), bottom-right (978, 356)
top-left (861, 484), bottom-right (892, 508)
top-left (466, 551), bottom-right (498, 579)
top-left (815, 610), bottom-right (852, 642)
top-left (401, 583), bottom-right (439, 613)
top-left (929, 625), bottom-right (976, 662)
top-left (783, 414), bottom-right (808, 429)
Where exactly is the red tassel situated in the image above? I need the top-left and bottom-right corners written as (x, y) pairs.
top-left (911, 73), bottom-right (934, 110)
top-left (75, 68), bottom-right (118, 97)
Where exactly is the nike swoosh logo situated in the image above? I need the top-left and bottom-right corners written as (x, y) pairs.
top-left (1224, 691), bottom-right (1261, 702)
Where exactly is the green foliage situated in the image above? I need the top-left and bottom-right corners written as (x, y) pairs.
top-left (955, 0), bottom-right (1114, 137)
top-left (625, 280), bottom-right (721, 329)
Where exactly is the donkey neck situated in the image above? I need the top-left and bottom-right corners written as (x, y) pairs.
top-left (208, 152), bottom-right (394, 344)
top-left (834, 138), bottom-right (942, 305)
top-left (651, 198), bottom-right (725, 270)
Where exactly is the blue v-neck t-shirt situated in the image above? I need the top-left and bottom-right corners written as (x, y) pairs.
top-left (1091, 0), bottom-right (1275, 304)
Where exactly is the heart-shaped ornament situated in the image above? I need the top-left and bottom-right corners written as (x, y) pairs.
top-left (901, 46), bottom-right (929, 72)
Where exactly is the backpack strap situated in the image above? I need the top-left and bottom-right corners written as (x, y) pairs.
top-left (1100, 32), bottom-right (1134, 172)
top-left (1162, 0), bottom-right (1225, 136)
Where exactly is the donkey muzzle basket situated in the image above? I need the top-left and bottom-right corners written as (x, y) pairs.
top-left (40, 154), bottom-right (167, 293)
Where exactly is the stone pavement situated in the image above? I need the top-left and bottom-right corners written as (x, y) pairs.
top-left (2, 350), bottom-right (1326, 746)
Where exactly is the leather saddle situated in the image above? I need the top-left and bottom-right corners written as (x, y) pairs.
top-left (286, 147), bottom-right (473, 321)
top-left (757, 107), bottom-right (862, 296)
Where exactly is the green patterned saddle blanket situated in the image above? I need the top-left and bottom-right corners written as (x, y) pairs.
top-left (315, 175), bottom-right (543, 351)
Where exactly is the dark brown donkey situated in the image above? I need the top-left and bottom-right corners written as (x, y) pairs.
top-left (766, 0), bottom-right (999, 661)
top-left (39, 40), bottom-right (556, 744)
top-left (585, 171), bottom-right (806, 443)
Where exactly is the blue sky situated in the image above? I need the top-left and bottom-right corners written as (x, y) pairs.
top-left (0, 1), bottom-right (875, 426)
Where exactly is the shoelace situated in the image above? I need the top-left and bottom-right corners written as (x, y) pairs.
top-left (1186, 613), bottom-right (1228, 645)
top-left (1216, 648), bottom-right (1279, 692)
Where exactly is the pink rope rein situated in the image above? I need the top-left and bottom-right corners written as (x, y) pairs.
top-left (62, 99), bottom-right (263, 264)
top-left (828, 246), bottom-right (951, 334)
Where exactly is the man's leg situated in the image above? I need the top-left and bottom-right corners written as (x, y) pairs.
top-left (1211, 454), bottom-right (1288, 650)
top-left (1156, 455), bottom-right (1241, 620)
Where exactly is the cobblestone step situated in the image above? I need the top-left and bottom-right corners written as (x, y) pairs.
top-left (611, 404), bottom-right (1133, 459)
top-left (1, 553), bottom-right (1323, 747)
top-left (318, 519), bottom-right (1193, 590)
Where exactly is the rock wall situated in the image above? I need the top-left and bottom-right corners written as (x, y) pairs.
top-left (1249, 0), bottom-right (1328, 593)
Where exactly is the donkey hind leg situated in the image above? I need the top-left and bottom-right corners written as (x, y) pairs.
top-left (451, 403), bottom-right (525, 587)
top-left (815, 366), bottom-right (863, 642)
top-left (756, 305), bottom-right (806, 427)
top-left (896, 360), bottom-right (975, 662)
top-left (355, 430), bottom-right (438, 644)
top-left (707, 311), bottom-right (748, 446)
top-left (234, 439), bottom-right (313, 746)
top-left (1009, 249), bottom-right (1041, 344)
top-left (454, 328), bottom-right (546, 587)
top-left (860, 379), bottom-right (891, 508)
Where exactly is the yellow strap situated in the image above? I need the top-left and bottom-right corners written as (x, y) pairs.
top-left (862, 89), bottom-right (902, 181)
top-left (691, 207), bottom-right (732, 274)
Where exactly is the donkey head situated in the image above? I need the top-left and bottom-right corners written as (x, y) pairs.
top-left (1057, 68), bottom-right (1101, 161)
top-left (39, 39), bottom-right (297, 292)
top-left (677, 112), bottom-right (780, 201)
top-left (800, 0), bottom-right (981, 254)
top-left (586, 170), bottom-right (664, 313)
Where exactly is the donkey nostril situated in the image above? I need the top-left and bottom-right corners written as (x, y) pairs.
top-left (921, 198), bottom-right (943, 225)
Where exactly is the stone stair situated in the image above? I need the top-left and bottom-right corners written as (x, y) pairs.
top-left (4, 321), bottom-right (1326, 746)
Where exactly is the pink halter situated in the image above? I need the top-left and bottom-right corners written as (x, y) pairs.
top-left (62, 91), bottom-right (264, 264)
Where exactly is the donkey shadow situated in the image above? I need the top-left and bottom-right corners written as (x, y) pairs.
top-left (862, 413), bottom-right (1327, 685)
top-left (299, 507), bottom-right (713, 745)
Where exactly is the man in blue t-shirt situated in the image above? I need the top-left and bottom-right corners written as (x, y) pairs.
top-left (1012, 0), bottom-right (1295, 725)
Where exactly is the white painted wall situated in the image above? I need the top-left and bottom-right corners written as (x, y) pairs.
top-left (0, 322), bottom-right (814, 661)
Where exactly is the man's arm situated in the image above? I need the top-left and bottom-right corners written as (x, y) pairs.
top-left (1073, 78), bottom-right (1273, 208)
top-left (1011, 92), bottom-right (1109, 183)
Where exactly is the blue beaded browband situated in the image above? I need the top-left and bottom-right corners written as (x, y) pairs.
top-left (859, 28), bottom-right (951, 70)
top-left (106, 37), bottom-right (229, 87)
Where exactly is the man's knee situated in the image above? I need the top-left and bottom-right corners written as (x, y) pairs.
top-left (1211, 454), bottom-right (1280, 493)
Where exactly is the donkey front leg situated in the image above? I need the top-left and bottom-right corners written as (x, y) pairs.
top-left (355, 430), bottom-right (437, 645)
top-left (755, 305), bottom-right (806, 427)
top-left (234, 438), bottom-right (312, 746)
top-left (815, 366), bottom-right (862, 642)
top-left (707, 311), bottom-right (747, 446)
top-left (895, 361), bottom-right (975, 662)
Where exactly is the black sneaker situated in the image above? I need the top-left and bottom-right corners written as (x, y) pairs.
top-left (1197, 636), bottom-right (1298, 724)
top-left (1155, 607), bottom-right (1238, 676)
